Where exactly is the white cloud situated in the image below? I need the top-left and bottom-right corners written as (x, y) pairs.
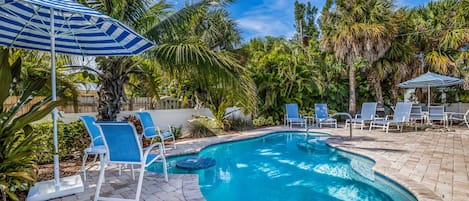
top-left (236, 16), bottom-right (292, 39)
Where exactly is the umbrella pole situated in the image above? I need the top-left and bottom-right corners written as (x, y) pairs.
top-left (427, 85), bottom-right (431, 108)
top-left (50, 8), bottom-right (60, 188)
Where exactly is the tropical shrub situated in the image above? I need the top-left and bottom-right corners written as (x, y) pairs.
top-left (170, 126), bottom-right (182, 139)
top-left (253, 116), bottom-right (277, 127)
top-left (0, 48), bottom-right (62, 200)
top-left (33, 121), bottom-right (88, 164)
top-left (183, 118), bottom-right (217, 138)
top-left (226, 118), bottom-right (253, 131)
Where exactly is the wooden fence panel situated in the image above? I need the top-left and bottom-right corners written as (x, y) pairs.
top-left (3, 96), bottom-right (191, 114)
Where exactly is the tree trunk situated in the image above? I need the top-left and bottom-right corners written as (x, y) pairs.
top-left (370, 77), bottom-right (383, 105)
top-left (97, 57), bottom-right (130, 121)
top-left (349, 64), bottom-right (356, 115)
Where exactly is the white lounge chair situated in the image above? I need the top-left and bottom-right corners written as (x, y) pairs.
top-left (79, 116), bottom-right (106, 182)
top-left (315, 103), bottom-right (337, 128)
top-left (369, 102), bottom-right (412, 133)
top-left (449, 110), bottom-right (469, 128)
top-left (285, 103), bottom-right (307, 128)
top-left (410, 104), bottom-right (424, 129)
top-left (428, 106), bottom-right (445, 125)
top-left (345, 102), bottom-right (377, 130)
top-left (94, 122), bottom-right (168, 201)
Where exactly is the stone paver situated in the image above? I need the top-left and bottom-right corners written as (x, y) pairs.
top-left (54, 126), bottom-right (469, 201)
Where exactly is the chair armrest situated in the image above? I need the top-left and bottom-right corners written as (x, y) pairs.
top-left (143, 142), bottom-right (164, 161)
top-left (92, 135), bottom-right (102, 142)
top-left (143, 126), bottom-right (156, 133)
top-left (449, 113), bottom-right (466, 119)
top-left (385, 115), bottom-right (393, 120)
top-left (355, 114), bottom-right (360, 118)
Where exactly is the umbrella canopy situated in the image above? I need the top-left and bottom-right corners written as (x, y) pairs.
top-left (0, 0), bottom-right (154, 200)
top-left (398, 72), bottom-right (464, 88)
top-left (0, 0), bottom-right (153, 56)
top-left (398, 72), bottom-right (464, 107)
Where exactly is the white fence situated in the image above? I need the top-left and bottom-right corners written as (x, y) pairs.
top-left (56, 108), bottom-right (215, 128)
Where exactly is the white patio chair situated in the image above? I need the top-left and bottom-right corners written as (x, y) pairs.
top-left (315, 103), bottom-right (337, 128)
top-left (137, 111), bottom-right (176, 153)
top-left (94, 122), bottom-right (168, 201)
top-left (79, 116), bottom-right (106, 182)
top-left (369, 102), bottom-right (412, 133)
top-left (285, 103), bottom-right (307, 128)
top-left (428, 106), bottom-right (445, 125)
top-left (410, 105), bottom-right (424, 129)
top-left (345, 102), bottom-right (377, 130)
top-left (449, 110), bottom-right (469, 128)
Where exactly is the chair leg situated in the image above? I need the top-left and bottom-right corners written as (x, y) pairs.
top-left (92, 154), bottom-right (98, 164)
top-left (81, 152), bottom-right (89, 182)
top-left (161, 138), bottom-right (167, 154)
top-left (172, 135), bottom-right (176, 149)
top-left (135, 165), bottom-right (146, 201)
top-left (118, 164), bottom-right (122, 176)
top-left (94, 162), bottom-right (106, 201)
top-left (131, 164), bottom-right (135, 180)
top-left (99, 153), bottom-right (105, 183)
top-left (163, 159), bottom-right (168, 182)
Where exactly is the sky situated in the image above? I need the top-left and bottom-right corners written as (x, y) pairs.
top-left (167, 0), bottom-right (431, 42)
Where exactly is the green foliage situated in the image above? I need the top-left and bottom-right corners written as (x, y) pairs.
top-left (0, 48), bottom-right (62, 201)
top-left (243, 37), bottom-right (351, 122)
top-left (253, 116), bottom-right (277, 127)
top-left (33, 121), bottom-right (88, 164)
top-left (226, 118), bottom-right (253, 131)
top-left (319, 0), bottom-right (397, 113)
top-left (170, 126), bottom-right (182, 139)
top-left (294, 0), bottom-right (319, 43)
top-left (183, 118), bottom-right (217, 138)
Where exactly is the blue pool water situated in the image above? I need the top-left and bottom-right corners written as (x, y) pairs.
top-left (148, 132), bottom-right (417, 201)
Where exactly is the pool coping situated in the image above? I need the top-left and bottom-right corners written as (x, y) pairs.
top-left (168, 126), bottom-right (442, 201)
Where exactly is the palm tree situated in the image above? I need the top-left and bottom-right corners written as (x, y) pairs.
top-left (243, 37), bottom-right (323, 121)
top-left (367, 8), bottom-right (415, 105)
top-left (78, 0), bottom-right (254, 120)
top-left (409, 0), bottom-right (468, 76)
top-left (319, 0), bottom-right (397, 114)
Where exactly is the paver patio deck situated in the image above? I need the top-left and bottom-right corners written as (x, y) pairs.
top-left (53, 126), bottom-right (469, 201)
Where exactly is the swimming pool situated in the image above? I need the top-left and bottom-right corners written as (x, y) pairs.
top-left (148, 132), bottom-right (417, 201)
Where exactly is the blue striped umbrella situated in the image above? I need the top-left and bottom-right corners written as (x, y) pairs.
top-left (0, 1), bottom-right (154, 200)
top-left (0, 0), bottom-right (153, 56)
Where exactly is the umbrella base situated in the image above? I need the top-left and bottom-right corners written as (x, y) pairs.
top-left (27, 175), bottom-right (84, 201)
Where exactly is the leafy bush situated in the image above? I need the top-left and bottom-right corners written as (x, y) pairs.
top-left (226, 118), bottom-right (253, 131)
top-left (170, 126), bottom-right (182, 139)
top-left (253, 116), bottom-right (277, 127)
top-left (183, 118), bottom-right (217, 138)
top-left (33, 120), bottom-right (88, 164)
top-left (0, 48), bottom-right (62, 201)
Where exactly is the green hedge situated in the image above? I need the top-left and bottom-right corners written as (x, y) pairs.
top-left (33, 120), bottom-right (89, 164)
